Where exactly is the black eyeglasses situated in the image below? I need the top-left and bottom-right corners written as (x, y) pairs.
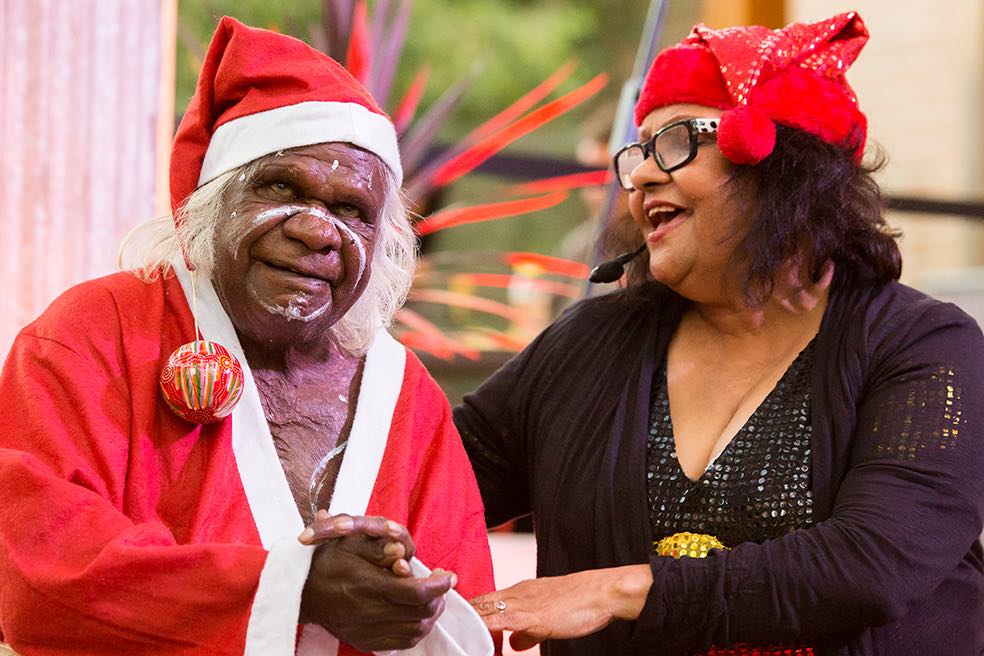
top-left (612, 118), bottom-right (720, 191)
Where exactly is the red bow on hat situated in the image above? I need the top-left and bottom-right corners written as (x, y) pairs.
top-left (635, 12), bottom-right (869, 165)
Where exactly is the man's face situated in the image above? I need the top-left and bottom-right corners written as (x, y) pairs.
top-left (210, 142), bottom-right (388, 350)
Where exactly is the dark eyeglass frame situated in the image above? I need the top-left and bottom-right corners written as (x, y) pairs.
top-left (612, 117), bottom-right (720, 191)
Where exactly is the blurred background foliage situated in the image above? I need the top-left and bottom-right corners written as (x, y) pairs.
top-left (176, 0), bottom-right (696, 256)
top-left (177, 0), bottom-right (650, 138)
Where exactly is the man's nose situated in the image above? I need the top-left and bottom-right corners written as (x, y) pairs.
top-left (282, 210), bottom-right (343, 251)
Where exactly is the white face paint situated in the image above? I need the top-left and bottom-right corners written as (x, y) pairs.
top-left (328, 214), bottom-right (368, 285)
top-left (248, 288), bottom-right (334, 323)
top-left (238, 204), bottom-right (369, 322)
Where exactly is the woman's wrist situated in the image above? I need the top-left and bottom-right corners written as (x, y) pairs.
top-left (608, 564), bottom-right (654, 621)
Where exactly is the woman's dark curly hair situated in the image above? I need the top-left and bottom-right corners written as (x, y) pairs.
top-left (605, 125), bottom-right (902, 301)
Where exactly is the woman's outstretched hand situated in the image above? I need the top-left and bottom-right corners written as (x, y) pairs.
top-left (298, 512), bottom-right (457, 651)
top-left (470, 565), bottom-right (653, 651)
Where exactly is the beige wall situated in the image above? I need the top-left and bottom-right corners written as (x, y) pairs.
top-left (701, 0), bottom-right (785, 28)
top-left (789, 0), bottom-right (984, 288)
top-left (0, 0), bottom-right (176, 361)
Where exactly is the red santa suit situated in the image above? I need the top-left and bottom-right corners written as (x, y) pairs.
top-left (0, 262), bottom-right (494, 656)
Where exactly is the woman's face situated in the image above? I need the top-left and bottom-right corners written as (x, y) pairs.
top-left (628, 104), bottom-right (756, 302)
top-left (210, 142), bottom-right (387, 350)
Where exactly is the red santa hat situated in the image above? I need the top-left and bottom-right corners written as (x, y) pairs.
top-left (169, 16), bottom-right (402, 218)
top-left (634, 11), bottom-right (869, 165)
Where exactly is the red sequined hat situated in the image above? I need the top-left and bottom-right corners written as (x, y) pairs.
top-left (635, 11), bottom-right (869, 165)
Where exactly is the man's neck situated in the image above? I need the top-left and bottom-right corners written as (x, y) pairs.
top-left (238, 331), bottom-right (355, 377)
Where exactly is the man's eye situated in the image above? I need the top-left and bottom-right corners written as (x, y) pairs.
top-left (269, 182), bottom-right (295, 197)
top-left (336, 204), bottom-right (361, 218)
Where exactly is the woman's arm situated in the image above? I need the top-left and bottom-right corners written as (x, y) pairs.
top-left (471, 564), bottom-right (653, 650)
top-left (453, 330), bottom-right (550, 528)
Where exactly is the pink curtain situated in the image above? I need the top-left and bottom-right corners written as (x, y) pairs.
top-left (0, 0), bottom-right (170, 362)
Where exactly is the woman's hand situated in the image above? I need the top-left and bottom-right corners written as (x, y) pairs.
top-left (298, 512), bottom-right (457, 651)
top-left (470, 565), bottom-right (653, 651)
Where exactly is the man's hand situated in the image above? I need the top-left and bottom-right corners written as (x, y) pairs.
top-left (298, 512), bottom-right (457, 651)
top-left (299, 511), bottom-right (416, 576)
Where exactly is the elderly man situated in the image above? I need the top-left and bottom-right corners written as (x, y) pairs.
top-left (0, 17), bottom-right (493, 656)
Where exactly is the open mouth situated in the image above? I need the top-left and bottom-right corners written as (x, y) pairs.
top-left (644, 205), bottom-right (687, 243)
top-left (646, 206), bottom-right (684, 227)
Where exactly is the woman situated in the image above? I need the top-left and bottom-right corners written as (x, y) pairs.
top-left (457, 12), bottom-right (984, 655)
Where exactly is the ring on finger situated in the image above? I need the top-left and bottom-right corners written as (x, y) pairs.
top-left (495, 599), bottom-right (507, 613)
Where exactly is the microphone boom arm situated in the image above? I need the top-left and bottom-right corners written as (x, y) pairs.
top-left (588, 244), bottom-right (647, 284)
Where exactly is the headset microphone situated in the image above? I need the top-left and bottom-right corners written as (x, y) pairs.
top-left (588, 244), bottom-right (647, 283)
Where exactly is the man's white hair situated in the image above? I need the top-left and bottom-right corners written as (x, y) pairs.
top-left (119, 160), bottom-right (416, 356)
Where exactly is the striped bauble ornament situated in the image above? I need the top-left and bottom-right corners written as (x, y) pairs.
top-left (159, 340), bottom-right (244, 424)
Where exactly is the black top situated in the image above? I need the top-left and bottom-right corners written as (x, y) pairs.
top-left (454, 279), bottom-right (984, 655)
top-left (647, 342), bottom-right (815, 548)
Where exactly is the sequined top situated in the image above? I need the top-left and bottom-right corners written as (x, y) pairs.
top-left (647, 342), bottom-right (815, 547)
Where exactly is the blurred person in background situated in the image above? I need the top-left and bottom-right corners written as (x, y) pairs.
top-left (0, 17), bottom-right (494, 656)
top-left (557, 102), bottom-right (628, 267)
top-left (457, 12), bottom-right (984, 655)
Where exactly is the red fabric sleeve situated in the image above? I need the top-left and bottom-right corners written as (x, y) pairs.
top-left (367, 352), bottom-right (495, 599)
top-left (0, 331), bottom-right (266, 655)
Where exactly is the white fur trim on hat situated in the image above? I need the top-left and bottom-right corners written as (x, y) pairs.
top-left (199, 100), bottom-right (403, 188)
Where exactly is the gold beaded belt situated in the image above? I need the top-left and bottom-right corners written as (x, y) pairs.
top-left (653, 531), bottom-right (728, 558)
